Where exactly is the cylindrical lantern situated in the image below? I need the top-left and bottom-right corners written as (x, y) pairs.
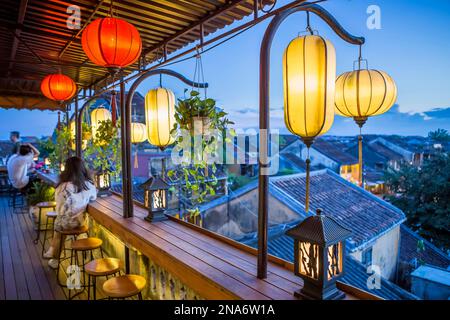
top-left (283, 35), bottom-right (336, 213)
top-left (81, 17), bottom-right (142, 70)
top-left (335, 68), bottom-right (397, 186)
top-left (145, 88), bottom-right (176, 150)
top-left (69, 120), bottom-right (87, 151)
top-left (131, 122), bottom-right (147, 144)
top-left (131, 122), bottom-right (147, 169)
top-left (91, 108), bottom-right (112, 141)
top-left (283, 35), bottom-right (336, 145)
top-left (41, 74), bottom-right (77, 101)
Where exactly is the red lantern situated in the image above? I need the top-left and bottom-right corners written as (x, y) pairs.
top-left (81, 17), bottom-right (142, 70)
top-left (40, 74), bottom-right (77, 101)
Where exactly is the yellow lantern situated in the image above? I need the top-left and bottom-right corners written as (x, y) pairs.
top-left (91, 107), bottom-right (112, 141)
top-left (145, 88), bottom-right (176, 150)
top-left (131, 122), bottom-right (147, 169)
top-left (335, 68), bottom-right (397, 186)
top-left (131, 122), bottom-right (147, 144)
top-left (69, 120), bottom-right (88, 151)
top-left (283, 34), bottom-right (336, 212)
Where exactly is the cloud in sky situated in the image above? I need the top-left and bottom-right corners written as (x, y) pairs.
top-left (227, 104), bottom-right (450, 136)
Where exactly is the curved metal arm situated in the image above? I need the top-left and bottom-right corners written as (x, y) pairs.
top-left (257, 2), bottom-right (365, 279)
top-left (75, 69), bottom-right (208, 157)
top-left (122, 69), bottom-right (208, 219)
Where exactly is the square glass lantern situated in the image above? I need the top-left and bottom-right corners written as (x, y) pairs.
top-left (286, 209), bottom-right (352, 300)
top-left (95, 168), bottom-right (112, 197)
top-left (141, 175), bottom-right (169, 222)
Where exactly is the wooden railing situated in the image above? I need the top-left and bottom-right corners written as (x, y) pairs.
top-left (35, 171), bottom-right (381, 300)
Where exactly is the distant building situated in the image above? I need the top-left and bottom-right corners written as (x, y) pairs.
top-left (243, 227), bottom-right (417, 300)
top-left (198, 169), bottom-right (406, 280)
top-left (410, 265), bottom-right (450, 299)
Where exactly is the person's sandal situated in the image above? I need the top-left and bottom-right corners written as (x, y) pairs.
top-left (48, 259), bottom-right (58, 269)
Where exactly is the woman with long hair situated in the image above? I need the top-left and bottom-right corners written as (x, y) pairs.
top-left (44, 157), bottom-right (97, 268)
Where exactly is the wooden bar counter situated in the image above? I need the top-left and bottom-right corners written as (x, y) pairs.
top-left (34, 170), bottom-right (378, 300)
top-left (87, 195), bottom-right (377, 300)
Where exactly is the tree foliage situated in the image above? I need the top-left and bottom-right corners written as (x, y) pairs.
top-left (385, 152), bottom-right (450, 251)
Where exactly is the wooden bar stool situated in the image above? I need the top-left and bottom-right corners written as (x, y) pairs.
top-left (55, 225), bottom-right (89, 288)
top-left (41, 211), bottom-right (57, 257)
top-left (85, 258), bottom-right (121, 300)
top-left (70, 237), bottom-right (103, 294)
top-left (34, 201), bottom-right (56, 244)
top-left (102, 275), bottom-right (146, 300)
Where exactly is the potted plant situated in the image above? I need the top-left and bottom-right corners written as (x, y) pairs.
top-left (45, 125), bottom-right (72, 172)
top-left (84, 119), bottom-right (121, 189)
top-left (169, 90), bottom-right (234, 211)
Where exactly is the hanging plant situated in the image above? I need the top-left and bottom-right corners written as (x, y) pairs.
top-left (46, 125), bottom-right (72, 172)
top-left (168, 90), bottom-right (234, 206)
top-left (84, 119), bottom-right (121, 181)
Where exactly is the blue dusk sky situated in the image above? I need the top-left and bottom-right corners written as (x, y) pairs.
top-left (0, 0), bottom-right (449, 139)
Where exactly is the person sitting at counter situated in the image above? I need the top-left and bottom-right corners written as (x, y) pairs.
top-left (7, 143), bottom-right (40, 192)
top-left (44, 157), bottom-right (97, 269)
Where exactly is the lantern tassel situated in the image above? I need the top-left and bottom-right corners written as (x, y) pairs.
top-left (134, 148), bottom-right (139, 169)
top-left (358, 129), bottom-right (363, 188)
top-left (305, 146), bottom-right (311, 213)
top-left (110, 91), bottom-right (117, 126)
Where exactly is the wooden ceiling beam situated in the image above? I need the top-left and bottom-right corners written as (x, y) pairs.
top-left (7, 0), bottom-right (28, 77)
top-left (58, 0), bottom-right (107, 58)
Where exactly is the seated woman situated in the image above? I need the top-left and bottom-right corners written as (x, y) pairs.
top-left (44, 157), bottom-right (97, 269)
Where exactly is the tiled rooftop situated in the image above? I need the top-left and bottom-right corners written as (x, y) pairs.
top-left (244, 230), bottom-right (418, 300)
top-left (400, 225), bottom-right (450, 269)
top-left (271, 170), bottom-right (406, 250)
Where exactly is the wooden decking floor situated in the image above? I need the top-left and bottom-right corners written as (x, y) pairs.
top-left (0, 195), bottom-right (105, 300)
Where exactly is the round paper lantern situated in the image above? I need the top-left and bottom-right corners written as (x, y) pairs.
top-left (41, 74), bottom-right (77, 101)
top-left (131, 122), bottom-right (147, 144)
top-left (283, 35), bottom-right (336, 146)
top-left (335, 69), bottom-right (397, 126)
top-left (82, 17), bottom-right (142, 70)
top-left (283, 34), bottom-right (336, 213)
top-left (335, 69), bottom-right (397, 187)
top-left (91, 108), bottom-right (112, 140)
top-left (145, 88), bottom-right (176, 150)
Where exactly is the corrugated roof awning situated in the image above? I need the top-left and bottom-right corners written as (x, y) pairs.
top-left (0, 0), bottom-right (274, 111)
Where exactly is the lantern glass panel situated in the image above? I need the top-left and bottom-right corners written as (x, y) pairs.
top-left (152, 189), bottom-right (166, 210)
top-left (144, 190), bottom-right (150, 208)
top-left (98, 172), bottom-right (110, 189)
top-left (327, 242), bottom-right (343, 280)
top-left (298, 241), bottom-right (320, 280)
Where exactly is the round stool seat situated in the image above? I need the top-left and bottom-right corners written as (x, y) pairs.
top-left (46, 211), bottom-right (58, 218)
top-left (85, 258), bottom-right (121, 276)
top-left (58, 224), bottom-right (89, 235)
top-left (36, 201), bottom-right (56, 208)
top-left (70, 237), bottom-right (102, 251)
top-left (102, 275), bottom-right (146, 298)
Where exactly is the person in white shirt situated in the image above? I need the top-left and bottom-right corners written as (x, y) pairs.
top-left (7, 143), bottom-right (39, 190)
top-left (44, 157), bottom-right (97, 269)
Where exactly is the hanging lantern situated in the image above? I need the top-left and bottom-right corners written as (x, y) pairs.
top-left (141, 176), bottom-right (169, 222)
top-left (335, 66), bottom-right (397, 186)
top-left (335, 69), bottom-right (397, 125)
top-left (286, 209), bottom-right (352, 300)
top-left (283, 34), bottom-right (336, 212)
top-left (131, 122), bottom-right (147, 144)
top-left (41, 74), bottom-right (77, 101)
top-left (91, 108), bottom-right (112, 141)
top-left (145, 88), bottom-right (176, 150)
top-left (94, 168), bottom-right (112, 197)
top-left (69, 120), bottom-right (88, 151)
top-left (131, 122), bottom-right (147, 169)
top-left (81, 17), bottom-right (142, 72)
